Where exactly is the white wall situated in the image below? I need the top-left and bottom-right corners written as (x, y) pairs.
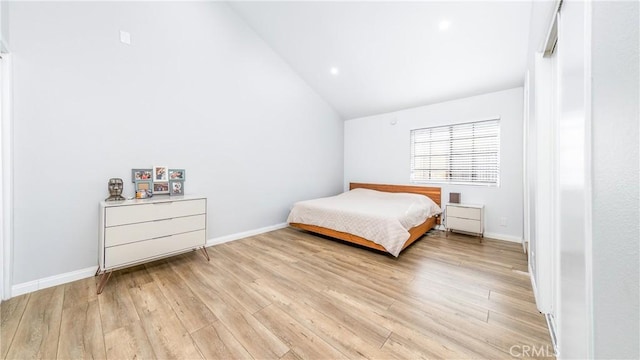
top-left (8, 2), bottom-right (343, 286)
top-left (0, 0), bottom-right (8, 52)
top-left (591, 1), bottom-right (639, 358)
top-left (344, 87), bottom-right (524, 241)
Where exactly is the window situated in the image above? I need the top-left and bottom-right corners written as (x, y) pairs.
top-left (410, 119), bottom-right (500, 185)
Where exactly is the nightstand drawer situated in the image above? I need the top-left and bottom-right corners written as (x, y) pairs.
top-left (447, 217), bottom-right (482, 234)
top-left (447, 205), bottom-right (481, 220)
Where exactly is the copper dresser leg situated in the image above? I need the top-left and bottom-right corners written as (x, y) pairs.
top-left (96, 271), bottom-right (113, 295)
top-left (200, 246), bottom-right (210, 261)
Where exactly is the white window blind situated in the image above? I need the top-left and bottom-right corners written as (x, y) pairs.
top-left (410, 119), bottom-right (500, 185)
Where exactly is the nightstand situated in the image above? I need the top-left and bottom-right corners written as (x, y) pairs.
top-left (445, 203), bottom-right (484, 239)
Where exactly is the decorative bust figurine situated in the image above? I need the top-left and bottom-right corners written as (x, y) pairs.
top-left (105, 178), bottom-right (125, 201)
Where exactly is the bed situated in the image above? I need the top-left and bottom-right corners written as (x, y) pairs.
top-left (287, 183), bottom-right (442, 256)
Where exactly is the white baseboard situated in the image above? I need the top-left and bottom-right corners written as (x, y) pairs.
top-left (430, 227), bottom-right (521, 243)
top-left (545, 313), bottom-right (559, 356)
top-left (529, 263), bottom-right (557, 354)
top-left (10, 223), bottom-right (289, 298)
top-left (483, 232), bottom-right (523, 243)
top-left (528, 262), bottom-right (541, 311)
top-left (11, 266), bottom-right (97, 297)
top-left (206, 222), bottom-right (288, 247)
top-left (527, 267), bottom-right (556, 352)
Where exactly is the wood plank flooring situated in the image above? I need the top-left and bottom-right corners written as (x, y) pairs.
top-left (1, 228), bottom-right (554, 359)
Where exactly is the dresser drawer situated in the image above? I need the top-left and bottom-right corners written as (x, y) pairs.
top-left (447, 217), bottom-right (482, 234)
top-left (105, 214), bottom-right (205, 247)
top-left (106, 199), bottom-right (205, 227)
top-left (447, 205), bottom-right (481, 220)
top-left (104, 230), bottom-right (205, 269)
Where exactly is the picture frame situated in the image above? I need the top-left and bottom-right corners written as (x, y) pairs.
top-left (169, 181), bottom-right (184, 196)
top-left (131, 168), bottom-right (152, 183)
top-left (168, 169), bottom-right (186, 181)
top-left (153, 165), bottom-right (168, 182)
top-left (135, 180), bottom-right (152, 192)
top-left (153, 182), bottom-right (169, 194)
top-left (134, 180), bottom-right (153, 198)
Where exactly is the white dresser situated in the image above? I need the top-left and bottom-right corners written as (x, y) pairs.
top-left (445, 203), bottom-right (484, 238)
top-left (98, 195), bottom-right (207, 293)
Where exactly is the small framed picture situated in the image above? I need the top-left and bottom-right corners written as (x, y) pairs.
top-left (153, 182), bottom-right (169, 194)
top-left (153, 165), bottom-right (168, 182)
top-left (134, 180), bottom-right (153, 199)
top-left (131, 169), bottom-right (152, 183)
top-left (169, 180), bottom-right (184, 196)
top-left (135, 180), bottom-right (152, 192)
top-left (168, 169), bottom-right (186, 181)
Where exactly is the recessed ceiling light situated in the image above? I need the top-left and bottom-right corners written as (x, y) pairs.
top-left (330, 67), bottom-right (339, 75)
top-left (439, 20), bottom-right (451, 31)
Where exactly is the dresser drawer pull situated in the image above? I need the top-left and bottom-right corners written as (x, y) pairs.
top-left (153, 218), bottom-right (173, 222)
top-left (153, 202), bottom-right (173, 205)
top-left (151, 234), bottom-right (172, 241)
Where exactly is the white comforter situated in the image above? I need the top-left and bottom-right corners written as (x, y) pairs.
top-left (287, 188), bottom-right (441, 256)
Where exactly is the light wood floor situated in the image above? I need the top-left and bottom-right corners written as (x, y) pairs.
top-left (1, 228), bottom-right (553, 359)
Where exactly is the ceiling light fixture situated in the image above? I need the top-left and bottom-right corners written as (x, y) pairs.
top-left (439, 20), bottom-right (451, 31)
top-left (330, 67), bottom-right (339, 75)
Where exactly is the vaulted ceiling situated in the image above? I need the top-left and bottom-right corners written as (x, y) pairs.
top-left (229, 1), bottom-right (534, 120)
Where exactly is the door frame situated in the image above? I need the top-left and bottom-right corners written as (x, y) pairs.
top-left (1, 52), bottom-right (12, 300)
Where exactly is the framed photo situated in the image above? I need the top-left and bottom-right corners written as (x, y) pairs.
top-left (169, 181), bottom-right (184, 196)
top-left (153, 182), bottom-right (169, 194)
top-left (135, 180), bottom-right (152, 192)
top-left (153, 165), bottom-right (168, 182)
top-left (131, 169), bottom-right (152, 183)
top-left (168, 169), bottom-right (186, 181)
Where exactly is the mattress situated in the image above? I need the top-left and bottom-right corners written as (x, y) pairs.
top-left (287, 188), bottom-right (442, 256)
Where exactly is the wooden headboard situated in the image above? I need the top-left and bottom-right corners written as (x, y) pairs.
top-left (349, 183), bottom-right (441, 207)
